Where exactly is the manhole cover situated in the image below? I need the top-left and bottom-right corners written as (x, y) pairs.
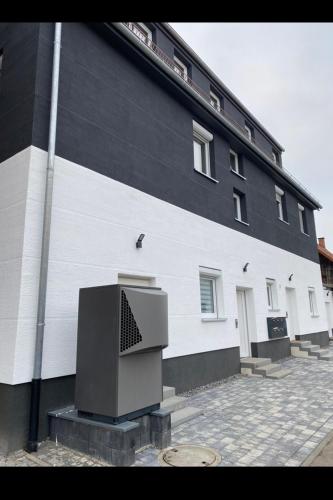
top-left (158, 445), bottom-right (221, 467)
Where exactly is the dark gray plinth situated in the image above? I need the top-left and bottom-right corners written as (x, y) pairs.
top-left (296, 330), bottom-right (329, 347)
top-left (48, 406), bottom-right (171, 466)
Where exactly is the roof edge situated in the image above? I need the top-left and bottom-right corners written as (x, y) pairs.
top-left (161, 22), bottom-right (285, 152)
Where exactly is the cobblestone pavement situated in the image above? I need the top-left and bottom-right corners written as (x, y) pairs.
top-left (2, 348), bottom-right (333, 467)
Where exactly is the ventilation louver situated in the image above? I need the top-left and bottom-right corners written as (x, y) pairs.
top-left (120, 290), bottom-right (143, 352)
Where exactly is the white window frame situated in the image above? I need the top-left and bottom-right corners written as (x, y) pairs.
top-left (199, 267), bottom-right (225, 321)
top-left (209, 90), bottom-right (220, 112)
top-left (200, 275), bottom-right (218, 319)
top-left (173, 55), bottom-right (188, 81)
top-left (272, 151), bottom-right (277, 164)
top-left (308, 287), bottom-right (318, 317)
top-left (130, 23), bottom-right (152, 47)
top-left (275, 186), bottom-right (285, 221)
top-left (230, 149), bottom-right (239, 174)
top-left (233, 192), bottom-right (242, 221)
top-left (298, 203), bottom-right (307, 234)
top-left (244, 124), bottom-right (252, 141)
top-left (266, 279), bottom-right (278, 311)
top-left (193, 120), bottom-right (213, 177)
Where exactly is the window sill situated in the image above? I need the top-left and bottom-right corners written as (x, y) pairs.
top-left (278, 218), bottom-right (290, 225)
top-left (301, 231), bottom-right (310, 237)
top-left (268, 309), bottom-right (280, 313)
top-left (310, 314), bottom-right (320, 318)
top-left (201, 317), bottom-right (228, 322)
top-left (194, 168), bottom-right (219, 183)
top-left (235, 218), bottom-right (249, 226)
top-left (230, 168), bottom-right (246, 181)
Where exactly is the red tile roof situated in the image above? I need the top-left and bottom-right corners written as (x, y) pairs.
top-left (318, 244), bottom-right (333, 264)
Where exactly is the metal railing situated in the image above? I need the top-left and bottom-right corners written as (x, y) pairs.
top-left (121, 22), bottom-right (321, 207)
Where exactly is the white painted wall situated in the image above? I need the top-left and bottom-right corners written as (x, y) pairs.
top-left (323, 288), bottom-right (333, 336)
top-left (0, 147), bottom-right (328, 384)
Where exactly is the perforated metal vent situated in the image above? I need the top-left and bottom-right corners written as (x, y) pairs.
top-left (120, 290), bottom-right (143, 352)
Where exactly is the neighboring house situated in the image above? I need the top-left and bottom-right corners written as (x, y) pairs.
top-left (318, 237), bottom-right (333, 337)
top-left (0, 22), bottom-right (328, 453)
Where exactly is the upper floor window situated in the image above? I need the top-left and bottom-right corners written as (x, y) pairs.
top-left (233, 189), bottom-right (248, 224)
top-left (275, 186), bottom-right (287, 222)
top-left (129, 23), bottom-right (152, 46)
top-left (229, 149), bottom-right (245, 178)
top-left (272, 151), bottom-right (277, 164)
top-left (244, 123), bottom-right (254, 142)
top-left (298, 204), bottom-right (308, 234)
top-left (0, 49), bottom-right (3, 90)
top-left (209, 90), bottom-right (221, 112)
top-left (173, 55), bottom-right (188, 81)
top-left (193, 120), bottom-right (213, 177)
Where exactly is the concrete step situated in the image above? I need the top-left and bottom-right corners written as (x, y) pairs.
top-left (309, 348), bottom-right (330, 358)
top-left (171, 407), bottom-right (204, 428)
top-left (266, 369), bottom-right (292, 379)
top-left (240, 357), bottom-right (272, 369)
top-left (319, 354), bottom-right (333, 361)
top-left (253, 363), bottom-right (282, 376)
top-left (160, 396), bottom-right (187, 412)
top-left (290, 340), bottom-right (311, 347)
top-left (300, 344), bottom-right (321, 353)
top-left (163, 386), bottom-right (176, 400)
top-left (291, 347), bottom-right (309, 358)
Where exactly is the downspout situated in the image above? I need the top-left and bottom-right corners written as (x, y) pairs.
top-left (26, 22), bottom-right (62, 453)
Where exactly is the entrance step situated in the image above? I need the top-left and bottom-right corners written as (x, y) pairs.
top-left (160, 396), bottom-right (187, 412)
top-left (171, 407), bottom-right (204, 428)
top-left (290, 340), bottom-right (311, 347)
top-left (266, 368), bottom-right (292, 379)
top-left (241, 357), bottom-right (291, 379)
top-left (163, 386), bottom-right (176, 400)
top-left (253, 363), bottom-right (282, 376)
top-left (300, 344), bottom-right (320, 353)
top-left (291, 341), bottom-right (333, 361)
top-left (240, 357), bottom-right (271, 369)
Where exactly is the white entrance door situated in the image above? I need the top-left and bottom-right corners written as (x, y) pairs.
top-left (237, 289), bottom-right (251, 358)
top-left (285, 287), bottom-right (299, 340)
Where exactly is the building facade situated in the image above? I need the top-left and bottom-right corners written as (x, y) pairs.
top-left (0, 22), bottom-right (328, 453)
top-left (318, 237), bottom-right (333, 337)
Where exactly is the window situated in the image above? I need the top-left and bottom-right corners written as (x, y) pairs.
top-left (130, 23), bottom-right (152, 46)
top-left (272, 151), bottom-right (277, 164)
top-left (244, 123), bottom-right (254, 142)
top-left (266, 279), bottom-right (278, 310)
top-left (275, 186), bottom-right (287, 222)
top-left (0, 50), bottom-right (3, 90)
top-left (298, 204), bottom-right (308, 234)
top-left (193, 120), bottom-right (213, 177)
top-left (229, 149), bottom-right (244, 177)
top-left (308, 288), bottom-right (318, 316)
top-left (200, 276), bottom-right (217, 318)
top-left (233, 189), bottom-right (247, 223)
top-left (173, 55), bottom-right (188, 81)
top-left (209, 90), bottom-right (221, 112)
top-left (199, 267), bottom-right (224, 320)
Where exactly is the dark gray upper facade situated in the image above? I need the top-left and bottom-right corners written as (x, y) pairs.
top-left (0, 22), bottom-right (320, 263)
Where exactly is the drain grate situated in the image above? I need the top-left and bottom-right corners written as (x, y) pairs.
top-left (158, 444), bottom-right (221, 467)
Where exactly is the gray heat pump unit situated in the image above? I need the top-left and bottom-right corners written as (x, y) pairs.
top-left (75, 284), bottom-right (168, 423)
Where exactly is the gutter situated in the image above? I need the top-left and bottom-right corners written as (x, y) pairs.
top-left (26, 22), bottom-right (62, 453)
top-left (110, 22), bottom-right (322, 210)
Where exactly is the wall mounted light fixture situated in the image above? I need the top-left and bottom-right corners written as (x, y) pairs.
top-left (243, 262), bottom-right (249, 272)
top-left (288, 274), bottom-right (293, 281)
top-left (136, 233), bottom-right (145, 248)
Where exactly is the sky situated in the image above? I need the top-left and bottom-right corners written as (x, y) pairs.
top-left (170, 23), bottom-right (333, 250)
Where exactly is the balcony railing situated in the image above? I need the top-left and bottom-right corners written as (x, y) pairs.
top-left (121, 22), bottom-right (321, 207)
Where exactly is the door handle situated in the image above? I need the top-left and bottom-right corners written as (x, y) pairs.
top-left (235, 319), bottom-right (238, 328)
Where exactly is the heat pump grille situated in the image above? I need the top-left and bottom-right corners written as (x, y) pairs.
top-left (120, 290), bottom-right (143, 352)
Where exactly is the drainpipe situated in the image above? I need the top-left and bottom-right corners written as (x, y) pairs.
top-left (26, 22), bottom-right (62, 453)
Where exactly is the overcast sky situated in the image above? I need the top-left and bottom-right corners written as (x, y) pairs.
top-left (171, 23), bottom-right (333, 250)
